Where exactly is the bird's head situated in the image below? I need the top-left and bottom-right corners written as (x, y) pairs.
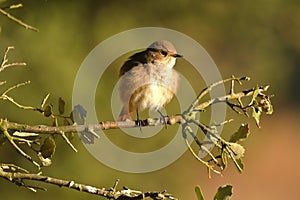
top-left (147, 40), bottom-right (183, 68)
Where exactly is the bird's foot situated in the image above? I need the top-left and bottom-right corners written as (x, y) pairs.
top-left (157, 110), bottom-right (168, 129)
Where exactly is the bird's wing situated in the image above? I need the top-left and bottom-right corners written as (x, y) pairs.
top-left (119, 50), bottom-right (148, 77)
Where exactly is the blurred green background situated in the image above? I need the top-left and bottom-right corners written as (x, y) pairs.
top-left (1, 0), bottom-right (300, 199)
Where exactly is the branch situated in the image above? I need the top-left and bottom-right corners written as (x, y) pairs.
top-left (0, 46), bottom-right (27, 72)
top-left (1, 79), bottom-right (272, 175)
top-left (2, 83), bottom-right (270, 134)
top-left (0, 45), bottom-right (274, 198)
top-left (0, 167), bottom-right (177, 199)
top-left (0, 4), bottom-right (39, 32)
top-left (0, 44), bottom-right (273, 180)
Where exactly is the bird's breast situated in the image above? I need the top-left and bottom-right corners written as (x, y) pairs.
top-left (130, 84), bottom-right (175, 111)
top-left (119, 63), bottom-right (180, 112)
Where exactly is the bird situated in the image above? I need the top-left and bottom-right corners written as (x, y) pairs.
top-left (118, 40), bottom-right (182, 122)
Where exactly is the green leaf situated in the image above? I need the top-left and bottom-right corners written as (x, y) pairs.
top-left (40, 136), bottom-right (56, 158)
top-left (266, 104), bottom-right (273, 115)
top-left (41, 93), bottom-right (50, 109)
top-left (252, 106), bottom-right (262, 128)
top-left (260, 96), bottom-right (273, 115)
top-left (227, 143), bottom-right (245, 173)
top-left (195, 186), bottom-right (205, 200)
top-left (235, 158), bottom-right (244, 172)
top-left (231, 155), bottom-right (244, 173)
top-left (220, 150), bottom-right (227, 170)
top-left (43, 104), bottom-right (53, 117)
top-left (37, 152), bottom-right (52, 167)
top-left (229, 124), bottom-right (250, 142)
top-left (65, 132), bottom-right (75, 141)
top-left (214, 185), bottom-right (233, 200)
top-left (58, 97), bottom-right (65, 115)
top-left (228, 142), bottom-right (245, 159)
top-left (63, 118), bottom-right (75, 140)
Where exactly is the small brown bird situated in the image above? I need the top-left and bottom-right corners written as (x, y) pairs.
top-left (118, 40), bottom-right (182, 121)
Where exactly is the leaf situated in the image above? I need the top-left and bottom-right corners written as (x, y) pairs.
top-left (80, 129), bottom-right (99, 144)
top-left (231, 157), bottom-right (244, 173)
top-left (70, 104), bottom-right (87, 124)
top-left (64, 119), bottom-right (75, 140)
top-left (65, 132), bottom-right (75, 141)
top-left (40, 136), bottom-right (56, 158)
top-left (74, 104), bottom-right (87, 117)
top-left (227, 143), bottom-right (245, 173)
top-left (228, 142), bottom-right (245, 159)
top-left (37, 152), bottom-right (52, 167)
top-left (41, 93), bottom-right (50, 109)
top-left (43, 104), bottom-right (53, 117)
top-left (229, 124), bottom-right (250, 142)
top-left (220, 150), bottom-right (227, 170)
top-left (214, 185), bottom-right (233, 200)
top-left (58, 97), bottom-right (65, 115)
top-left (260, 96), bottom-right (273, 115)
top-left (266, 103), bottom-right (273, 115)
top-left (195, 185), bottom-right (205, 200)
top-left (252, 106), bottom-right (262, 128)
top-left (235, 158), bottom-right (244, 172)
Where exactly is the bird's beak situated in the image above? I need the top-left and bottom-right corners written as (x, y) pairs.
top-left (172, 53), bottom-right (183, 58)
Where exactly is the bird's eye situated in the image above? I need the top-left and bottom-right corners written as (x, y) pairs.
top-left (160, 50), bottom-right (168, 57)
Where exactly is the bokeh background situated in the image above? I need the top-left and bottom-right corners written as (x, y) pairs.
top-left (1, 0), bottom-right (300, 199)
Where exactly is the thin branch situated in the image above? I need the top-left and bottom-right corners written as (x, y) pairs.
top-left (1, 116), bottom-right (180, 134)
top-left (0, 120), bottom-right (40, 169)
top-left (184, 137), bottom-right (221, 177)
top-left (0, 81), bottom-right (41, 111)
top-left (187, 76), bottom-right (250, 113)
top-left (0, 169), bottom-right (177, 199)
top-left (0, 163), bottom-right (29, 173)
top-left (60, 131), bottom-right (78, 152)
top-left (0, 7), bottom-right (38, 32)
top-left (195, 85), bottom-right (265, 111)
top-left (0, 46), bottom-right (27, 72)
top-left (1, 80), bottom-right (31, 96)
